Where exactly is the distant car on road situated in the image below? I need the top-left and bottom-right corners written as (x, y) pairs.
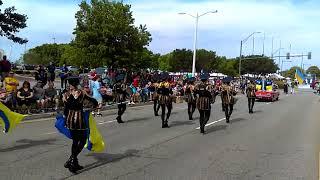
top-left (255, 80), bottom-right (280, 102)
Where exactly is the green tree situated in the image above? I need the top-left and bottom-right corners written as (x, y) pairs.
top-left (241, 55), bottom-right (278, 75)
top-left (158, 54), bottom-right (172, 71)
top-left (0, 0), bottom-right (28, 44)
top-left (306, 66), bottom-right (320, 76)
top-left (73, 0), bottom-right (151, 68)
top-left (196, 49), bottom-right (216, 72)
top-left (23, 43), bottom-right (66, 65)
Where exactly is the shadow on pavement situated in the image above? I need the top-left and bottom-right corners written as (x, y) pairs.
top-left (82, 149), bottom-right (139, 172)
top-left (0, 138), bottom-right (57, 152)
top-left (253, 110), bottom-right (263, 113)
top-left (230, 118), bottom-right (247, 123)
top-left (127, 116), bottom-right (151, 123)
top-left (205, 125), bottom-right (228, 134)
top-left (169, 120), bottom-right (195, 127)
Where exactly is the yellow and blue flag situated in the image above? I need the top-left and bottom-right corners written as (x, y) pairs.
top-left (84, 112), bottom-right (105, 153)
top-left (295, 69), bottom-right (305, 84)
top-left (55, 111), bottom-right (105, 153)
top-left (0, 102), bottom-right (26, 133)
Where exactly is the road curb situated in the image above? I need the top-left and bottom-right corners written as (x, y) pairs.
top-left (23, 102), bottom-right (153, 121)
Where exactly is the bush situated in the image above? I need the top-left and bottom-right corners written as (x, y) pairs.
top-left (274, 79), bottom-right (284, 89)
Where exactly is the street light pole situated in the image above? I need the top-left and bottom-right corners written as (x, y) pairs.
top-left (192, 13), bottom-right (199, 77)
top-left (238, 31), bottom-right (261, 77)
top-left (239, 40), bottom-right (243, 76)
top-left (179, 10), bottom-right (218, 77)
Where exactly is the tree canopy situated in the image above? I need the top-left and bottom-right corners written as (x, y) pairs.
top-left (0, 0), bottom-right (28, 44)
top-left (241, 55), bottom-right (279, 75)
top-left (306, 66), bottom-right (320, 77)
top-left (72, 0), bottom-right (151, 69)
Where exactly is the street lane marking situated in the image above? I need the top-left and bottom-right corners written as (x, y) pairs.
top-left (44, 132), bottom-right (57, 135)
top-left (98, 120), bottom-right (117, 125)
top-left (266, 102), bottom-right (272, 105)
top-left (196, 118), bottom-right (226, 130)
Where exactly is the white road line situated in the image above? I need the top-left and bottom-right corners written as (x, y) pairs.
top-left (196, 118), bottom-right (226, 130)
top-left (43, 132), bottom-right (57, 135)
top-left (98, 120), bottom-right (117, 125)
top-left (266, 102), bottom-right (272, 105)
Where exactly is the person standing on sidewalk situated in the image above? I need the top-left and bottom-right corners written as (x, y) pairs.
top-left (47, 62), bottom-right (56, 83)
top-left (0, 55), bottom-right (12, 82)
top-left (60, 64), bottom-right (69, 89)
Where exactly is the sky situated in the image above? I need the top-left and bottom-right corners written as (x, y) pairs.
top-left (0, 0), bottom-right (319, 71)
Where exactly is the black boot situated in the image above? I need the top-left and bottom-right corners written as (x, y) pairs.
top-left (116, 116), bottom-right (124, 123)
top-left (155, 112), bottom-right (159, 116)
top-left (73, 158), bottom-right (84, 171)
top-left (164, 120), bottom-right (169, 128)
top-left (226, 116), bottom-right (230, 123)
top-left (189, 113), bottom-right (193, 120)
top-left (200, 126), bottom-right (205, 134)
top-left (64, 156), bottom-right (72, 168)
top-left (68, 158), bottom-right (78, 174)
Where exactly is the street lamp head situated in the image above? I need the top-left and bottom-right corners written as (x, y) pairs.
top-left (210, 10), bottom-right (218, 13)
top-left (178, 12), bottom-right (186, 15)
top-left (255, 32), bottom-right (262, 34)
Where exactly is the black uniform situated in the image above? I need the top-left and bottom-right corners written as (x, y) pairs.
top-left (157, 81), bottom-right (173, 128)
top-left (246, 82), bottom-right (256, 114)
top-left (195, 81), bottom-right (212, 134)
top-left (185, 83), bottom-right (196, 120)
top-left (63, 77), bottom-right (98, 173)
top-left (113, 81), bottom-right (127, 123)
top-left (149, 82), bottom-right (160, 116)
top-left (221, 83), bottom-right (237, 123)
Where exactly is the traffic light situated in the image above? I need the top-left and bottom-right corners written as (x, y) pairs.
top-left (308, 52), bottom-right (312, 59)
top-left (286, 53), bottom-right (290, 59)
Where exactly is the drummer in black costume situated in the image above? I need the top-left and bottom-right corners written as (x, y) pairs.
top-left (185, 77), bottom-right (196, 120)
top-left (157, 72), bottom-right (173, 128)
top-left (194, 73), bottom-right (213, 134)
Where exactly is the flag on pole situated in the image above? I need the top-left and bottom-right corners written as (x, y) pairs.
top-left (0, 102), bottom-right (26, 133)
top-left (295, 69), bottom-right (305, 84)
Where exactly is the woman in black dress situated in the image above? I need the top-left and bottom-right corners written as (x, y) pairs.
top-left (63, 77), bottom-right (98, 173)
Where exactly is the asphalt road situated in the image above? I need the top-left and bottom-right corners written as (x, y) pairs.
top-left (0, 89), bottom-right (320, 180)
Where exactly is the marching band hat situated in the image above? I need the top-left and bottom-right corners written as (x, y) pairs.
top-left (115, 73), bottom-right (125, 82)
top-left (222, 77), bottom-right (233, 83)
top-left (200, 72), bottom-right (209, 80)
top-left (160, 72), bottom-right (169, 81)
top-left (67, 76), bottom-right (80, 87)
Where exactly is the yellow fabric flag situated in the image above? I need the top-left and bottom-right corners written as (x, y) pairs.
top-left (0, 102), bottom-right (26, 133)
top-left (85, 114), bottom-right (105, 152)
